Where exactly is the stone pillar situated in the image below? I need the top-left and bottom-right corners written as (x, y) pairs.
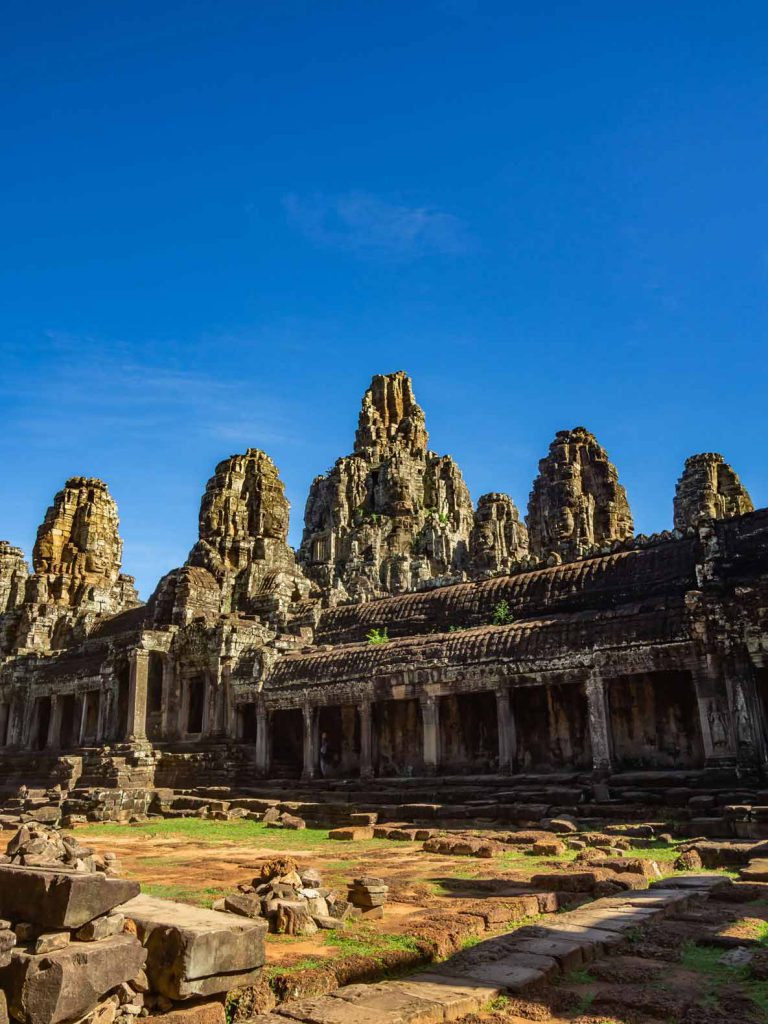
top-left (46, 695), bottom-right (62, 749)
top-left (302, 706), bottom-right (316, 780)
top-left (77, 694), bottom-right (88, 746)
top-left (420, 695), bottom-right (440, 775)
top-left (255, 707), bottom-right (270, 776)
top-left (496, 687), bottom-right (516, 772)
top-left (222, 663), bottom-right (237, 740)
top-left (6, 700), bottom-right (22, 747)
top-left (692, 657), bottom-right (737, 765)
top-left (127, 649), bottom-right (149, 743)
top-left (722, 652), bottom-right (765, 768)
top-left (585, 670), bottom-right (612, 771)
top-left (359, 700), bottom-right (373, 779)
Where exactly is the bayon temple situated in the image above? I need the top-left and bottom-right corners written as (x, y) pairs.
top-left (1, 370), bottom-right (767, 817)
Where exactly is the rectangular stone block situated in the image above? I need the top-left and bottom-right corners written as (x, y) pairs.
top-left (0, 866), bottom-right (139, 929)
top-left (121, 894), bottom-right (267, 1000)
top-left (0, 934), bottom-right (146, 1024)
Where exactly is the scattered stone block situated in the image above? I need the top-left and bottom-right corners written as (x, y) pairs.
top-left (0, 865), bottom-right (139, 929)
top-left (121, 894), bottom-right (267, 1000)
top-left (33, 931), bottom-right (70, 954)
top-left (158, 1002), bottom-right (226, 1024)
top-left (531, 840), bottom-right (565, 857)
top-left (328, 827), bottom-right (373, 842)
top-left (76, 913), bottom-right (125, 941)
top-left (0, 934), bottom-right (146, 1024)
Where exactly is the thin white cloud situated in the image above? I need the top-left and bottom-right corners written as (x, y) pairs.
top-left (1, 332), bottom-right (300, 448)
top-left (283, 191), bottom-right (470, 260)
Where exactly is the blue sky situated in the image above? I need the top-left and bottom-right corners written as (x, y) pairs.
top-left (2, 1), bottom-right (767, 598)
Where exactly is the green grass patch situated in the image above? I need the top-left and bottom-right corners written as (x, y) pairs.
top-left (71, 818), bottom-right (396, 853)
top-left (487, 994), bottom-right (510, 1011)
top-left (324, 927), bottom-right (420, 959)
top-left (138, 881), bottom-right (228, 907)
top-left (562, 967), bottom-right (593, 985)
top-left (628, 841), bottom-right (682, 862)
top-left (680, 940), bottom-right (768, 1018)
top-left (264, 956), bottom-right (330, 978)
top-left (497, 847), bottom-right (578, 869)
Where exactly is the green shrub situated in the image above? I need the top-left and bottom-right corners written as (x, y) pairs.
top-left (492, 599), bottom-right (512, 625)
top-left (366, 627), bottom-right (390, 644)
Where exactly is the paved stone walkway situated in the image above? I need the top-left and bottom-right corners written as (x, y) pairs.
top-left (246, 876), bottom-right (729, 1024)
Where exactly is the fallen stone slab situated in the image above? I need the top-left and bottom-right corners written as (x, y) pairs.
top-left (392, 974), bottom-right (502, 1019)
top-left (650, 874), bottom-right (732, 894)
top-left (0, 865), bottom-right (139, 929)
top-left (275, 995), bottom-right (402, 1022)
top-left (0, 934), bottom-right (146, 1024)
top-left (331, 981), bottom-right (447, 1022)
top-left (505, 936), bottom-right (587, 970)
top-left (435, 956), bottom-right (550, 992)
top-left (521, 922), bottom-right (629, 954)
top-left (156, 1002), bottom-right (226, 1024)
top-left (739, 858), bottom-right (768, 882)
top-left (121, 894), bottom-right (267, 1000)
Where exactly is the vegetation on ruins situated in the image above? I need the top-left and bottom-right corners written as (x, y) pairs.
top-left (366, 622), bottom-right (391, 638)
top-left (491, 598), bottom-right (513, 625)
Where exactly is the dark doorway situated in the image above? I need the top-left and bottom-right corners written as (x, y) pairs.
top-left (607, 670), bottom-right (704, 768)
top-left (115, 659), bottom-right (130, 741)
top-left (317, 705), bottom-right (360, 778)
top-left (372, 699), bottom-right (423, 776)
top-left (439, 691), bottom-right (498, 773)
top-left (147, 652), bottom-right (164, 740)
top-left (186, 676), bottom-right (205, 734)
top-left (512, 683), bottom-right (592, 771)
top-left (270, 708), bottom-right (303, 777)
top-left (148, 653), bottom-right (164, 712)
top-left (82, 691), bottom-right (100, 744)
top-left (34, 697), bottom-right (51, 751)
top-left (59, 694), bottom-right (77, 749)
top-left (240, 703), bottom-right (257, 743)
top-left (0, 702), bottom-right (10, 746)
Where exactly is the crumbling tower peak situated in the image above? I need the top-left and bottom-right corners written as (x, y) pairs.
top-left (527, 426), bottom-right (633, 562)
top-left (354, 371), bottom-right (428, 457)
top-left (32, 476), bottom-right (127, 603)
top-left (300, 370), bottom-right (473, 602)
top-left (674, 452), bottom-right (754, 531)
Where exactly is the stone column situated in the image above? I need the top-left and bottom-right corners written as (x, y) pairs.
top-left (420, 695), bottom-right (440, 775)
top-left (692, 656), bottom-right (737, 766)
top-left (359, 700), bottom-right (373, 779)
top-left (255, 707), bottom-right (270, 776)
top-left (77, 694), bottom-right (88, 746)
top-left (496, 687), bottom-right (516, 772)
top-left (721, 652), bottom-right (765, 769)
top-left (9, 700), bottom-right (26, 749)
top-left (46, 695), bottom-right (62, 749)
top-left (222, 662), bottom-right (237, 740)
top-left (127, 649), bottom-right (149, 743)
top-left (585, 670), bottom-right (612, 771)
top-left (302, 706), bottom-right (317, 780)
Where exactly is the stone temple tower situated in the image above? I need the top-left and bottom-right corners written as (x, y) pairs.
top-left (527, 427), bottom-right (633, 563)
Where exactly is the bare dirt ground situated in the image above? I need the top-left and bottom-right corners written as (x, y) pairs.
top-left (75, 821), bottom-right (547, 965)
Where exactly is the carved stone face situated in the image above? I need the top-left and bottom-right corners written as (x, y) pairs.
top-left (553, 506), bottom-right (575, 539)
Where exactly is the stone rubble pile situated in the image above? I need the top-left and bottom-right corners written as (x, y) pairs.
top-left (1, 822), bottom-right (121, 874)
top-left (346, 875), bottom-right (389, 920)
top-left (213, 858), bottom-right (354, 937)
top-left (0, 826), bottom-right (270, 1023)
top-left (0, 827), bottom-right (145, 1024)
